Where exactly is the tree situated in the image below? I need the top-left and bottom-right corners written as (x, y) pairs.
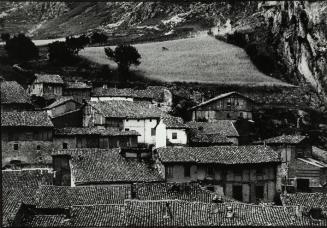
top-left (1, 33), bottom-right (10, 42)
top-left (65, 35), bottom-right (89, 55)
top-left (48, 41), bottom-right (73, 64)
top-left (90, 32), bottom-right (107, 44)
top-left (104, 44), bottom-right (141, 74)
top-left (4, 34), bottom-right (39, 61)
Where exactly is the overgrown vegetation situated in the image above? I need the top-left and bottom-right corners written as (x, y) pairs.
top-left (4, 34), bottom-right (39, 61)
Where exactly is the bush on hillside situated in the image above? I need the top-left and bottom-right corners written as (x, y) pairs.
top-left (90, 32), bottom-right (108, 44)
top-left (65, 35), bottom-right (89, 55)
top-left (4, 34), bottom-right (39, 61)
top-left (1, 33), bottom-right (10, 42)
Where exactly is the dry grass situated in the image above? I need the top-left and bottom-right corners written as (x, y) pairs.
top-left (79, 34), bottom-right (292, 86)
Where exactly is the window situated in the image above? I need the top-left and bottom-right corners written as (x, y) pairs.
top-left (166, 166), bottom-right (174, 179)
top-left (232, 185), bottom-right (243, 201)
top-left (172, 132), bottom-right (177, 139)
top-left (297, 179), bottom-right (310, 192)
top-left (207, 186), bottom-right (214, 192)
top-left (255, 185), bottom-right (264, 201)
top-left (13, 144), bottom-right (18, 150)
top-left (207, 166), bottom-right (214, 177)
top-left (125, 128), bottom-right (129, 131)
top-left (256, 168), bottom-right (264, 177)
top-left (234, 169), bottom-right (242, 177)
top-left (227, 113), bottom-right (231, 119)
top-left (63, 143), bottom-right (68, 149)
top-left (36, 145), bottom-right (41, 150)
top-left (184, 165), bottom-right (191, 177)
top-left (151, 128), bottom-right (156, 136)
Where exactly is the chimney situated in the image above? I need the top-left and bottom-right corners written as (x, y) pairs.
top-left (226, 206), bottom-right (234, 218)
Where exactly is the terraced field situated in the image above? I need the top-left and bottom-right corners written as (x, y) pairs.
top-left (79, 34), bottom-right (292, 86)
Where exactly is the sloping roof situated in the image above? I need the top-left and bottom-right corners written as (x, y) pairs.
top-left (188, 132), bottom-right (232, 145)
top-left (92, 87), bottom-right (154, 99)
top-left (312, 146), bottom-right (327, 163)
top-left (54, 127), bottom-right (140, 136)
top-left (53, 148), bottom-right (163, 184)
top-left (186, 121), bottom-right (240, 137)
top-left (1, 81), bottom-right (32, 104)
top-left (21, 214), bottom-right (70, 227)
top-left (45, 96), bottom-right (80, 109)
top-left (263, 135), bottom-right (307, 144)
top-left (124, 200), bottom-right (327, 226)
top-left (89, 100), bottom-right (162, 119)
top-left (65, 81), bottom-right (92, 89)
top-left (37, 185), bottom-right (131, 208)
top-left (133, 182), bottom-right (235, 203)
top-left (157, 146), bottom-right (280, 164)
top-left (1, 111), bottom-right (53, 127)
top-left (281, 193), bottom-right (327, 210)
top-left (34, 74), bottom-right (64, 84)
top-left (162, 115), bottom-right (188, 129)
top-left (70, 204), bottom-right (125, 227)
top-left (297, 157), bottom-right (327, 168)
top-left (190, 91), bottom-right (254, 110)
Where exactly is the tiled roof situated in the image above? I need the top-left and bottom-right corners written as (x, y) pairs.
top-left (45, 96), bottom-right (79, 109)
top-left (124, 200), bottom-right (327, 226)
top-left (188, 132), bottom-right (232, 145)
top-left (21, 214), bottom-right (70, 227)
top-left (281, 193), bottom-right (327, 210)
top-left (1, 111), bottom-right (54, 127)
top-left (92, 87), bottom-right (154, 99)
top-left (70, 204), bottom-right (125, 227)
top-left (34, 73), bottom-right (64, 84)
top-left (54, 127), bottom-right (140, 136)
top-left (162, 115), bottom-right (188, 129)
top-left (0, 81), bottom-right (32, 104)
top-left (190, 91), bottom-right (254, 110)
top-left (186, 121), bottom-right (239, 137)
top-left (53, 148), bottom-right (163, 184)
top-left (157, 146), bottom-right (280, 164)
top-left (89, 100), bottom-right (162, 119)
top-left (263, 135), bottom-right (307, 144)
top-left (133, 182), bottom-right (235, 203)
top-left (65, 81), bottom-right (92, 89)
top-left (37, 185), bottom-right (131, 208)
top-left (312, 146), bottom-right (327, 163)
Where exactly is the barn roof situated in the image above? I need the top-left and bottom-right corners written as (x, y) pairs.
top-left (157, 146), bottom-right (280, 164)
top-left (1, 81), bottom-right (32, 104)
top-left (190, 91), bottom-right (254, 110)
top-left (34, 74), bottom-right (64, 84)
top-left (88, 100), bottom-right (162, 119)
top-left (1, 111), bottom-right (53, 127)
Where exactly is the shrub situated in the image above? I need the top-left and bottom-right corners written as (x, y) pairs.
top-left (4, 34), bottom-right (39, 61)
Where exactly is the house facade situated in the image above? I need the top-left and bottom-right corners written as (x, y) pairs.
top-left (45, 97), bottom-right (81, 118)
top-left (53, 127), bottom-right (139, 150)
top-left (82, 101), bottom-right (166, 148)
top-left (1, 111), bottom-right (54, 167)
top-left (162, 116), bottom-right (188, 146)
top-left (29, 74), bottom-right (64, 99)
top-left (156, 146), bottom-right (281, 203)
top-left (63, 81), bottom-right (92, 103)
top-left (259, 135), bottom-right (327, 192)
top-left (190, 92), bottom-right (255, 122)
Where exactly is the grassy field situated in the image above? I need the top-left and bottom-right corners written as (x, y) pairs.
top-left (79, 34), bottom-right (292, 86)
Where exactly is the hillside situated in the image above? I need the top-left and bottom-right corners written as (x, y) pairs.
top-left (80, 34), bottom-right (291, 86)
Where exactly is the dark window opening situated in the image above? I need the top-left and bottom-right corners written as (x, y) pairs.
top-left (63, 143), bottom-right (68, 149)
top-left (184, 165), bottom-right (191, 177)
top-left (233, 185), bottom-right (243, 201)
top-left (13, 144), bottom-right (18, 150)
top-left (227, 113), bottom-right (231, 119)
top-left (234, 169), bottom-right (242, 177)
top-left (207, 186), bottom-right (214, 192)
top-left (151, 128), bottom-right (156, 136)
top-left (36, 145), bottom-right (41, 150)
top-left (125, 128), bottom-right (129, 131)
top-left (255, 185), bottom-right (264, 201)
top-left (256, 168), bottom-right (264, 177)
top-left (207, 166), bottom-right (214, 177)
top-left (172, 132), bottom-right (177, 139)
top-left (297, 179), bottom-right (310, 192)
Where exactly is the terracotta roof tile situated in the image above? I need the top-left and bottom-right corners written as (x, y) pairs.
top-left (34, 74), bottom-right (64, 84)
top-left (1, 111), bottom-right (53, 127)
top-left (53, 148), bottom-right (163, 184)
top-left (65, 81), bottom-right (91, 89)
top-left (54, 127), bottom-right (140, 136)
top-left (89, 100), bottom-right (162, 119)
top-left (186, 121), bottom-right (239, 137)
top-left (1, 81), bottom-right (32, 104)
top-left (21, 214), bottom-right (70, 227)
top-left (162, 115), bottom-right (188, 129)
top-left (264, 135), bottom-right (307, 144)
top-left (92, 87), bottom-right (154, 99)
top-left (281, 193), bottom-right (327, 210)
top-left (157, 146), bottom-right (280, 164)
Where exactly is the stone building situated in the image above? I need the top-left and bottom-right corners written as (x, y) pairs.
top-left (29, 74), bottom-right (64, 100)
top-left (1, 81), bottom-right (34, 112)
top-left (258, 135), bottom-right (327, 192)
top-left (1, 111), bottom-right (54, 167)
top-left (156, 145), bottom-right (281, 203)
top-left (190, 91), bottom-right (255, 121)
top-left (63, 81), bottom-right (92, 103)
top-left (44, 96), bottom-right (81, 118)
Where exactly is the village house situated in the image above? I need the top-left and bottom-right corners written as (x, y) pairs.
top-left (63, 81), bottom-right (92, 103)
top-left (29, 73), bottom-right (64, 100)
top-left (257, 135), bottom-right (327, 193)
top-left (91, 87), bottom-right (155, 102)
top-left (189, 91), bottom-right (255, 122)
top-left (156, 145), bottom-right (281, 203)
top-left (53, 127), bottom-right (139, 149)
top-left (82, 100), bottom-right (166, 148)
top-left (1, 81), bottom-right (34, 112)
top-left (1, 111), bottom-right (54, 167)
top-left (162, 115), bottom-right (188, 146)
top-left (52, 148), bottom-right (163, 186)
top-left (44, 96), bottom-right (81, 118)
